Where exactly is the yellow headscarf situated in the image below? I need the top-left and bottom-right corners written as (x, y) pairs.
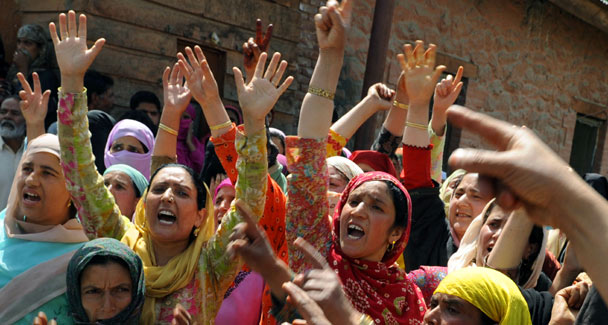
top-left (121, 184), bottom-right (215, 323)
top-left (434, 267), bottom-right (532, 325)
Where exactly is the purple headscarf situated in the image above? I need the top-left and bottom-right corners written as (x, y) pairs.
top-left (104, 119), bottom-right (155, 179)
top-left (177, 104), bottom-right (206, 174)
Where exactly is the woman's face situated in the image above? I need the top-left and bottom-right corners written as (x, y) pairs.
top-left (424, 293), bottom-right (486, 325)
top-left (476, 205), bottom-right (509, 266)
top-left (16, 38), bottom-right (41, 60)
top-left (270, 136), bottom-right (285, 155)
top-left (80, 261), bottom-right (132, 322)
top-left (328, 166), bottom-right (349, 193)
top-left (448, 173), bottom-right (494, 240)
top-left (110, 136), bottom-right (145, 154)
top-left (145, 167), bottom-right (205, 245)
top-left (17, 152), bottom-right (71, 225)
top-left (214, 186), bottom-right (235, 228)
top-left (104, 171), bottom-right (139, 218)
top-left (339, 181), bottom-right (402, 262)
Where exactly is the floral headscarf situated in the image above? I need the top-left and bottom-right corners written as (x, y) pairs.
top-left (329, 171), bottom-right (426, 324)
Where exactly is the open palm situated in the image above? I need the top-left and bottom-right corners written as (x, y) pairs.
top-left (163, 63), bottom-right (191, 115)
top-left (398, 41), bottom-right (445, 106)
top-left (50, 11), bottom-right (104, 77)
top-left (17, 72), bottom-right (49, 126)
top-left (177, 46), bottom-right (220, 108)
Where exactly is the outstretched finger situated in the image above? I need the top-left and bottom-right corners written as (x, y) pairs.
top-left (255, 18), bottom-right (263, 44)
top-left (49, 22), bottom-right (59, 47)
top-left (177, 53), bottom-right (193, 76)
top-left (194, 46), bottom-right (207, 65)
top-left (404, 44), bottom-right (415, 69)
top-left (254, 52), bottom-right (268, 80)
top-left (424, 43), bottom-right (437, 67)
top-left (170, 62), bottom-right (180, 85)
top-left (59, 13), bottom-right (68, 40)
top-left (431, 65), bottom-right (447, 85)
top-left (272, 60), bottom-right (288, 87)
top-left (16, 73), bottom-right (32, 95)
top-left (33, 72), bottom-right (42, 95)
top-left (89, 38), bottom-right (106, 61)
top-left (283, 282), bottom-right (331, 325)
top-left (339, 0), bottom-right (353, 27)
top-left (264, 52), bottom-right (281, 80)
top-left (185, 47), bottom-right (200, 69)
top-left (262, 24), bottom-right (274, 50)
top-left (453, 66), bottom-right (464, 86)
top-left (162, 66), bottom-right (171, 90)
top-left (414, 40), bottom-right (424, 66)
top-left (78, 14), bottom-right (87, 40)
top-left (68, 10), bottom-right (77, 38)
top-left (294, 237), bottom-right (330, 270)
top-left (448, 148), bottom-right (517, 181)
top-left (277, 76), bottom-right (294, 96)
top-left (233, 67), bottom-right (246, 97)
top-left (447, 105), bottom-right (517, 151)
top-left (234, 199), bottom-right (261, 239)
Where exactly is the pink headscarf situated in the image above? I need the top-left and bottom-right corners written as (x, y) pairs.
top-left (104, 119), bottom-right (155, 180)
top-left (213, 178), bottom-right (234, 202)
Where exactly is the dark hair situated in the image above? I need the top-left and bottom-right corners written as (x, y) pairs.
top-left (480, 311), bottom-right (496, 325)
top-left (130, 90), bottom-right (161, 112)
top-left (383, 180), bottom-right (408, 230)
top-left (119, 110), bottom-right (158, 135)
top-left (518, 225), bottom-right (543, 285)
top-left (148, 163), bottom-right (206, 210)
top-left (84, 70), bottom-right (114, 105)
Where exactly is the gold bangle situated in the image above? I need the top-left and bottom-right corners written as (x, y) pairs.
top-left (406, 121), bottom-right (427, 130)
top-left (308, 86), bottom-right (335, 100)
top-left (210, 120), bottom-right (232, 131)
top-left (158, 123), bottom-right (178, 136)
top-left (359, 314), bottom-right (374, 325)
top-left (393, 100), bottom-right (409, 110)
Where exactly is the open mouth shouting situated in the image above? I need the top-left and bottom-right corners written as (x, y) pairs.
top-left (158, 209), bottom-right (177, 225)
top-left (22, 189), bottom-right (41, 206)
top-left (346, 221), bottom-right (365, 240)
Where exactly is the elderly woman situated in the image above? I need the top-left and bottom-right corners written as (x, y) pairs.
top-left (103, 164), bottom-right (148, 219)
top-left (104, 119), bottom-right (155, 180)
top-left (52, 11), bottom-right (291, 323)
top-left (0, 134), bottom-right (88, 324)
top-left (425, 267), bottom-right (532, 324)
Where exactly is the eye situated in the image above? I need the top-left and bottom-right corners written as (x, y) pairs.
top-left (112, 144), bottom-right (123, 152)
top-left (348, 199), bottom-right (359, 207)
top-left (177, 190), bottom-right (189, 197)
top-left (85, 288), bottom-right (102, 295)
top-left (447, 306), bottom-right (459, 314)
top-left (151, 185), bottom-right (166, 194)
top-left (22, 166), bottom-right (33, 173)
top-left (373, 205), bottom-right (384, 212)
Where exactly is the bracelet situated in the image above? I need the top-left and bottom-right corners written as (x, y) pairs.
top-left (359, 314), bottom-right (374, 325)
top-left (393, 100), bottom-right (409, 110)
top-left (308, 86), bottom-right (335, 100)
top-left (210, 120), bottom-right (232, 131)
top-left (158, 123), bottom-right (178, 136)
top-left (405, 121), bottom-right (427, 130)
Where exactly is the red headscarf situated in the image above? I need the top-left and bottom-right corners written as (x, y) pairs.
top-left (349, 150), bottom-right (398, 178)
top-left (329, 171), bottom-right (426, 324)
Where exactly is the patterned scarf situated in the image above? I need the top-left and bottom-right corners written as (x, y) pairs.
top-left (329, 172), bottom-right (426, 324)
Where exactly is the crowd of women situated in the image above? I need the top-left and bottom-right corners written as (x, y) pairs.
top-left (1, 1), bottom-right (608, 324)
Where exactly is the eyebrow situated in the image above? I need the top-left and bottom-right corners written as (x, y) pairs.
top-left (443, 297), bottom-right (465, 308)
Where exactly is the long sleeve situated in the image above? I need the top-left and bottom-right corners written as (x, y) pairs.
top-left (285, 137), bottom-right (331, 273)
top-left (326, 129), bottom-right (347, 158)
top-left (371, 126), bottom-right (402, 155)
top-left (197, 127), bottom-right (268, 322)
top-left (401, 144), bottom-right (434, 190)
top-left (57, 90), bottom-right (130, 240)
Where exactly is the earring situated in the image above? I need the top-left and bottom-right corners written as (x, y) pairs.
top-left (67, 200), bottom-right (72, 208)
top-left (193, 227), bottom-right (200, 237)
top-left (388, 240), bottom-right (396, 251)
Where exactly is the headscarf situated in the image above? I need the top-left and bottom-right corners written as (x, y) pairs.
top-left (88, 110), bottom-right (116, 174)
top-left (104, 119), bottom-right (154, 179)
top-left (121, 173), bottom-right (216, 323)
top-left (349, 150), bottom-right (397, 178)
top-left (213, 178), bottom-right (233, 201)
top-left (66, 238), bottom-right (145, 324)
top-left (439, 169), bottom-right (467, 218)
top-left (176, 104), bottom-right (206, 174)
top-left (584, 173), bottom-right (608, 200)
top-left (434, 267), bottom-right (532, 325)
top-left (4, 134), bottom-right (87, 243)
top-left (326, 155), bottom-right (363, 182)
top-left (447, 200), bottom-right (547, 289)
top-left (329, 171), bottom-right (426, 323)
top-left (103, 164), bottom-right (149, 198)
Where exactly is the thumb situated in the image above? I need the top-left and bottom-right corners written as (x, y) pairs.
top-left (41, 90), bottom-right (51, 110)
top-left (327, 6), bottom-right (345, 33)
top-left (88, 38), bottom-right (105, 60)
top-left (431, 65), bottom-right (447, 85)
top-left (233, 67), bottom-right (246, 97)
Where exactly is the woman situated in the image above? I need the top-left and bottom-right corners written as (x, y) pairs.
top-left (448, 200), bottom-right (549, 290)
top-left (425, 267), bottom-right (532, 324)
top-left (66, 237), bottom-right (145, 324)
top-left (326, 155), bottom-right (363, 212)
top-left (176, 104), bottom-right (206, 174)
top-left (0, 134), bottom-right (88, 324)
top-left (52, 10), bottom-right (289, 323)
top-left (439, 169), bottom-right (466, 215)
top-left (103, 164), bottom-right (148, 219)
top-left (104, 119), bottom-right (154, 179)
top-left (213, 178), bottom-right (235, 227)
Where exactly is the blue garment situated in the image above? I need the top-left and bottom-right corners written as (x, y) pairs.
top-left (0, 209), bottom-right (84, 323)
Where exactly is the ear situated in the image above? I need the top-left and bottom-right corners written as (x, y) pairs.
top-left (523, 242), bottom-right (539, 260)
top-left (388, 227), bottom-right (404, 244)
top-left (194, 208), bottom-right (207, 228)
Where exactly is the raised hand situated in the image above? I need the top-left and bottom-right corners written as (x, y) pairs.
top-left (177, 46), bottom-right (221, 108)
top-left (314, 0), bottom-right (352, 52)
top-left (243, 19), bottom-right (273, 84)
top-left (434, 66), bottom-right (463, 112)
top-left (291, 237), bottom-right (360, 325)
top-left (233, 52), bottom-right (293, 133)
top-left (50, 10), bottom-right (104, 91)
top-left (171, 304), bottom-right (194, 325)
top-left (282, 282), bottom-right (332, 325)
top-left (17, 72), bottom-right (49, 128)
top-left (366, 83), bottom-right (394, 111)
top-left (397, 41), bottom-right (445, 106)
top-left (162, 63), bottom-right (191, 116)
top-left (33, 311), bottom-right (57, 325)
top-left (550, 281), bottom-right (590, 324)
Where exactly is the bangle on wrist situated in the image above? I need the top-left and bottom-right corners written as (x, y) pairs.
top-left (405, 121), bottom-right (427, 130)
top-left (158, 123), bottom-right (178, 136)
top-left (393, 100), bottom-right (409, 110)
top-left (210, 120), bottom-right (232, 131)
top-left (308, 86), bottom-right (335, 100)
top-left (358, 314), bottom-right (374, 325)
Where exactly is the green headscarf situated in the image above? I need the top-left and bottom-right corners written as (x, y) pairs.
top-left (103, 164), bottom-right (149, 197)
top-left (66, 238), bottom-right (145, 324)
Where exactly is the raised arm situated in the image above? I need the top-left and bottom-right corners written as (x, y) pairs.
top-left (287, 0), bottom-right (352, 273)
top-left (447, 104), bottom-right (608, 303)
top-left (486, 208), bottom-right (535, 275)
top-left (197, 50), bottom-right (292, 320)
top-left (53, 11), bottom-right (127, 239)
top-left (16, 72), bottom-right (49, 140)
top-left (243, 19), bottom-right (273, 85)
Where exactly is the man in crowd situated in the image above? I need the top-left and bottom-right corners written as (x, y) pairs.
top-left (0, 96), bottom-right (26, 209)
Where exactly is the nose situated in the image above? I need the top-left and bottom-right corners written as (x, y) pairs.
top-left (492, 227), bottom-right (503, 240)
top-left (160, 188), bottom-right (174, 203)
top-left (24, 170), bottom-right (40, 186)
top-left (422, 306), bottom-right (438, 324)
top-left (220, 198), bottom-right (231, 211)
top-left (350, 201), bottom-right (368, 218)
top-left (102, 292), bottom-right (116, 314)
